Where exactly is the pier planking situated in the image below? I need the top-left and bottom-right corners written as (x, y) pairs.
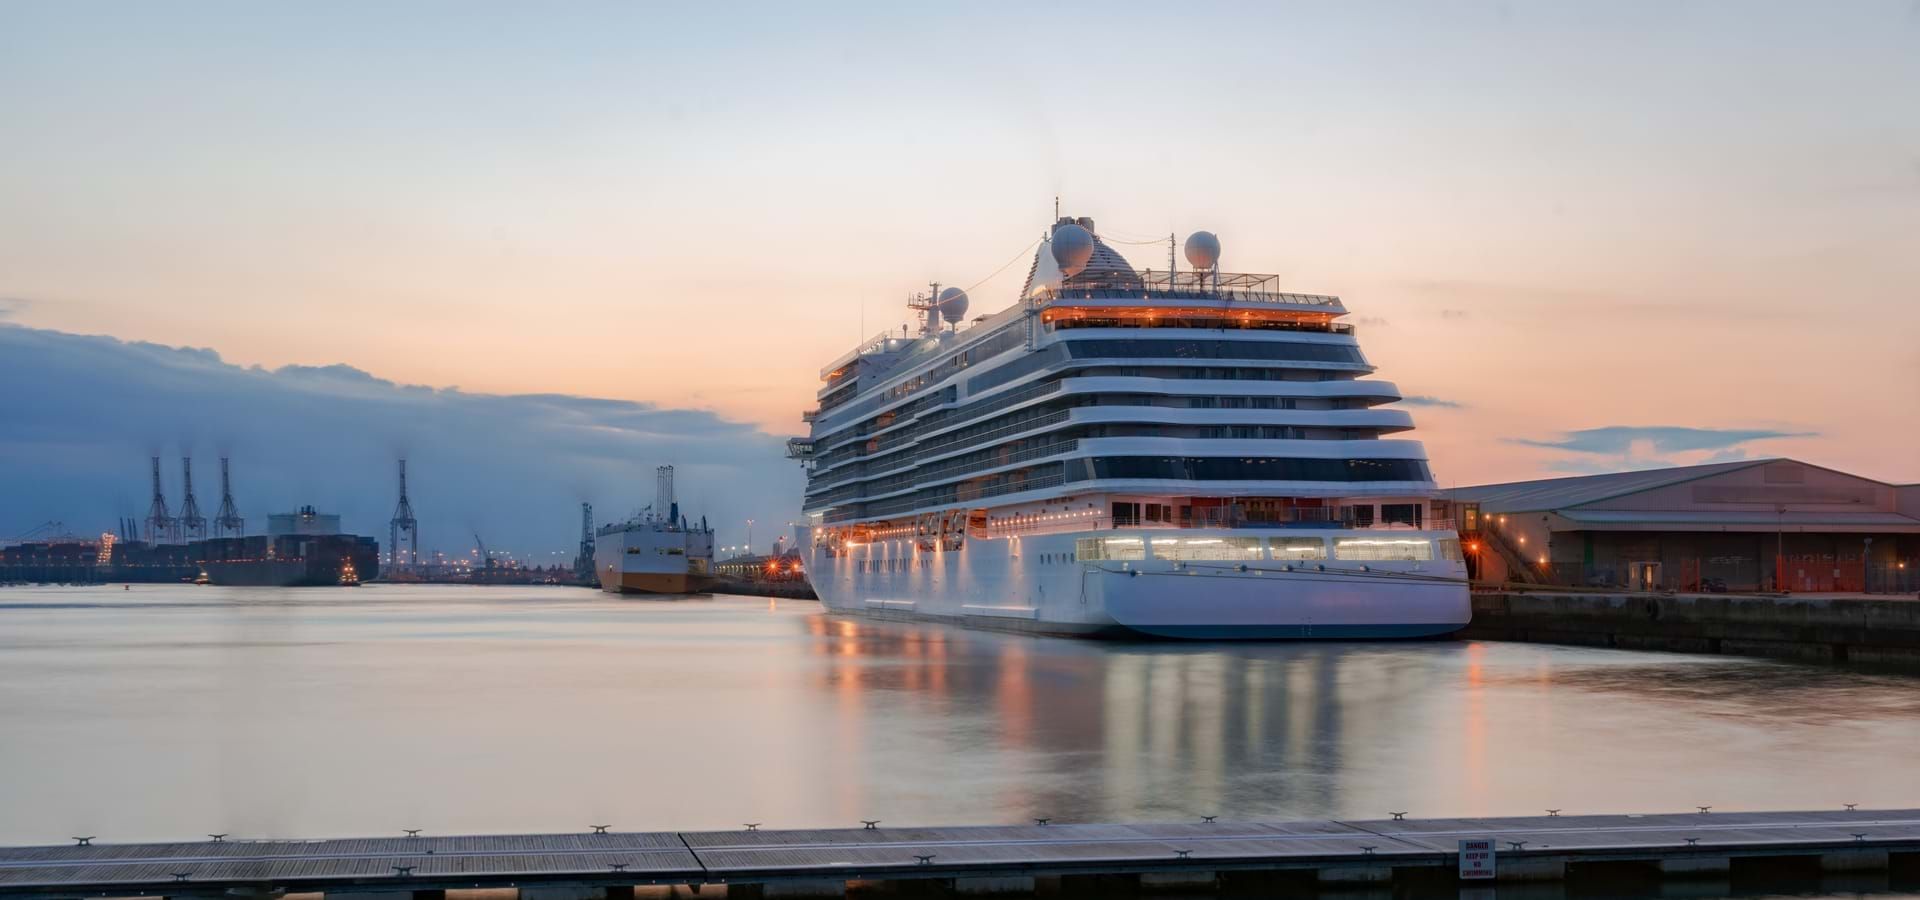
top-left (2, 809), bottom-right (1917, 896)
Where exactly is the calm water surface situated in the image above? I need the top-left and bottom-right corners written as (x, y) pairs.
top-left (2, 583), bottom-right (1918, 850)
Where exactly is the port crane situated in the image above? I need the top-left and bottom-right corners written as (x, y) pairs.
top-left (472, 532), bottom-right (496, 570)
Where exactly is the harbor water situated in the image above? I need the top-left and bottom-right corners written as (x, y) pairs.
top-left (2, 584), bottom-right (1918, 851)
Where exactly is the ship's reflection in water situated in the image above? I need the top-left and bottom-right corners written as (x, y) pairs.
top-left (799, 609), bottom-right (1920, 827)
top-left (0, 587), bottom-right (1916, 845)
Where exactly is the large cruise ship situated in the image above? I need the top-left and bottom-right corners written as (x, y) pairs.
top-left (787, 213), bottom-right (1470, 639)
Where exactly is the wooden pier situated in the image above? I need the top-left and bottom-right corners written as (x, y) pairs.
top-left (2, 809), bottom-right (1916, 898)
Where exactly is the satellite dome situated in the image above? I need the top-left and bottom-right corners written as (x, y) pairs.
top-left (937, 286), bottom-right (970, 324)
top-left (1051, 223), bottom-right (1095, 277)
top-left (1184, 231), bottom-right (1221, 270)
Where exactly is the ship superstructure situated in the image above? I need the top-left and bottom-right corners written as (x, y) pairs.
top-left (593, 466), bottom-right (717, 594)
top-left (789, 213), bottom-right (1469, 638)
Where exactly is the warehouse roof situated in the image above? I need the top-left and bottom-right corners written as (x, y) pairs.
top-left (1558, 509), bottom-right (1920, 528)
top-left (1452, 459), bottom-right (1770, 513)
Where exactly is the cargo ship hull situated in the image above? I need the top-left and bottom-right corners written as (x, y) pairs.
top-left (603, 571), bottom-right (717, 594)
top-left (593, 521), bottom-right (715, 596)
top-left (195, 534), bottom-right (380, 587)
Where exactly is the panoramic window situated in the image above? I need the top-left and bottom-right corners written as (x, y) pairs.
top-left (1152, 537), bottom-right (1263, 560)
top-left (1270, 539), bottom-right (1329, 561)
top-left (1076, 536), bottom-right (1145, 561)
top-left (1333, 538), bottom-right (1434, 561)
top-left (1380, 503), bottom-right (1423, 527)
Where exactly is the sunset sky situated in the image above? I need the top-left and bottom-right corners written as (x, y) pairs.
top-left (4, 1), bottom-right (1918, 547)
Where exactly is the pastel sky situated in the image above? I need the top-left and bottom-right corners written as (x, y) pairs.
top-left (4, 0), bottom-right (1918, 542)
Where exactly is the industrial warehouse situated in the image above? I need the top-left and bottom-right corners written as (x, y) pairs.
top-left (1454, 458), bottom-right (1920, 593)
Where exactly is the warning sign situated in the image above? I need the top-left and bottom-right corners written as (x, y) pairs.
top-left (1459, 839), bottom-right (1496, 880)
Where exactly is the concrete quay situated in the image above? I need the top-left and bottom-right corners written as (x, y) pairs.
top-left (1460, 590), bottom-right (1920, 669)
top-left (2, 809), bottom-right (1918, 898)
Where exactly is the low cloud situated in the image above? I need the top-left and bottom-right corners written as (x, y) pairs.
top-left (1512, 425), bottom-right (1813, 456)
top-left (1438, 309), bottom-right (1469, 320)
top-left (1400, 395), bottom-right (1464, 409)
top-left (1511, 425), bottom-right (1813, 475)
top-left (0, 325), bottom-right (803, 556)
top-left (0, 297), bottom-right (29, 320)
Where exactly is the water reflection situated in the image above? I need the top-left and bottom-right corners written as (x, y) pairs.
top-left (797, 610), bottom-right (1920, 826)
top-left (0, 585), bottom-right (1915, 846)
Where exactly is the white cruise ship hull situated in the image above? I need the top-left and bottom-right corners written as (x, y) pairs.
top-left (809, 529), bottom-right (1469, 639)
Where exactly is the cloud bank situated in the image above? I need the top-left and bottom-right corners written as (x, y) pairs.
top-left (1508, 425), bottom-right (1814, 476)
top-left (1512, 425), bottom-right (1812, 455)
top-left (0, 325), bottom-right (803, 557)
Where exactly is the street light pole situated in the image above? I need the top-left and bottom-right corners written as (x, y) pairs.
top-left (1775, 504), bottom-right (1786, 592)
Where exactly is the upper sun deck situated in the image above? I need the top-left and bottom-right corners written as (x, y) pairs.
top-left (1041, 270), bottom-right (1346, 315)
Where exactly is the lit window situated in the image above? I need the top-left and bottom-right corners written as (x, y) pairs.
top-left (1154, 537), bottom-right (1263, 560)
top-left (1270, 540), bottom-right (1328, 561)
top-left (1077, 536), bottom-right (1145, 561)
top-left (1334, 538), bottom-right (1434, 561)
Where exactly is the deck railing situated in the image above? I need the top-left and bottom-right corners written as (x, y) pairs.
top-left (1046, 270), bottom-right (1344, 306)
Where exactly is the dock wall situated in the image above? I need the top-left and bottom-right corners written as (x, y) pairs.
top-left (1461, 591), bottom-right (1920, 668)
top-left (714, 580), bottom-right (818, 600)
top-left (6, 810), bottom-right (1920, 899)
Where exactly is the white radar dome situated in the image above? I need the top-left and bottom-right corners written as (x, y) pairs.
top-left (937, 286), bottom-right (970, 323)
top-left (1051, 223), bottom-right (1095, 277)
top-left (1184, 231), bottom-right (1221, 270)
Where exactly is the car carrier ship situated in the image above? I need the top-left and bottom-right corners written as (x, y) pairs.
top-left (787, 211), bottom-right (1470, 639)
top-left (592, 466), bottom-right (716, 594)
